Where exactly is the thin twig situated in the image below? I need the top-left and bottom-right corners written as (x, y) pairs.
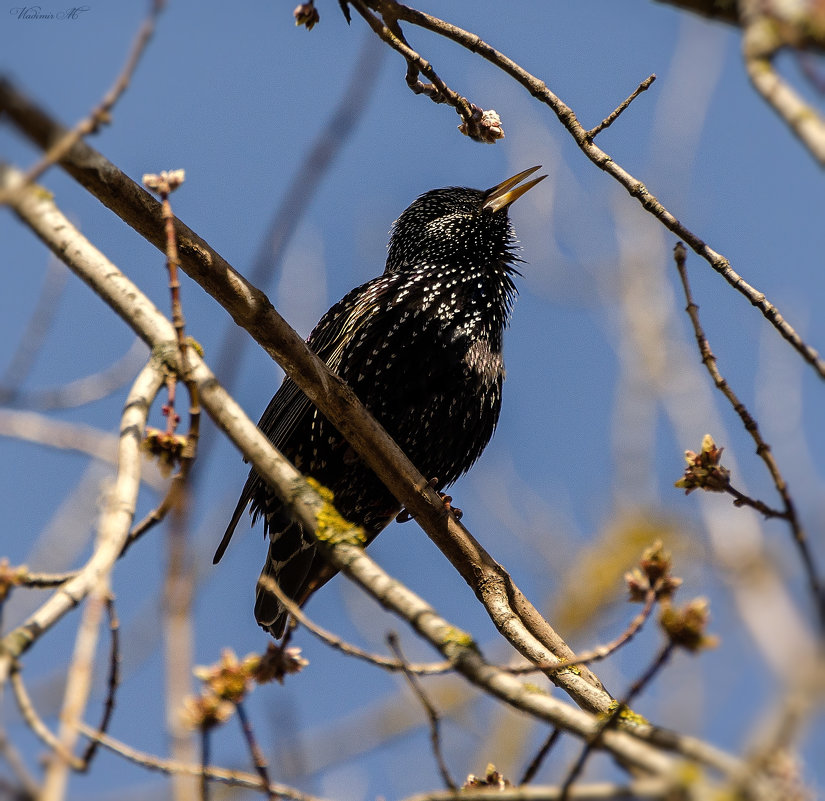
top-left (0, 257), bottom-right (68, 392)
top-left (119, 486), bottom-right (177, 556)
top-left (673, 242), bottom-right (824, 630)
top-left (560, 644), bottom-right (676, 799)
top-left (76, 721), bottom-right (330, 801)
top-left (507, 588), bottom-right (658, 675)
top-left (387, 632), bottom-right (457, 790)
top-left (347, 0), bottom-right (483, 137)
top-left (200, 728), bottom-right (210, 801)
top-left (16, 570), bottom-right (79, 588)
top-left (257, 573), bottom-right (452, 675)
top-left (519, 727), bottom-right (561, 785)
top-left (235, 701), bottom-right (276, 800)
top-left (0, 0), bottom-right (164, 205)
top-left (9, 664), bottom-right (83, 770)
top-left (143, 170), bottom-right (188, 357)
top-left (143, 169), bottom-right (200, 450)
top-left (374, 2), bottom-right (825, 380)
top-left (138, 173), bottom-right (203, 798)
top-left (725, 483), bottom-right (787, 519)
top-left (79, 596), bottom-right (121, 767)
top-left (586, 75), bottom-right (656, 139)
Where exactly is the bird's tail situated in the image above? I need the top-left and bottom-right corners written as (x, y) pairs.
top-left (254, 520), bottom-right (318, 638)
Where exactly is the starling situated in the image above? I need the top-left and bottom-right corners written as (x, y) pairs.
top-left (214, 166), bottom-right (545, 638)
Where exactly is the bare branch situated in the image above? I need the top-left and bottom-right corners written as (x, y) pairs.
top-left (300, 537), bottom-right (731, 785)
top-left (387, 632), bottom-right (456, 790)
top-left (41, 571), bottom-right (111, 799)
top-left (505, 587), bottom-right (659, 676)
top-left (346, 0), bottom-right (498, 142)
top-left (78, 596), bottom-right (120, 767)
top-left (738, 0), bottom-right (825, 165)
top-left (9, 665), bottom-right (83, 770)
top-left (586, 74), bottom-right (656, 139)
top-left (0, 357), bottom-right (163, 670)
top-left (0, 0), bottom-right (163, 204)
top-left (363, 4), bottom-right (825, 379)
top-left (76, 721), bottom-right (330, 801)
top-left (561, 644), bottom-right (675, 797)
top-left (0, 154), bottom-right (610, 713)
top-left (673, 242), bottom-right (824, 628)
top-left (519, 728), bottom-right (561, 786)
top-left (258, 573), bottom-right (452, 675)
top-left (234, 702), bottom-right (277, 800)
top-left (0, 164), bottom-right (741, 783)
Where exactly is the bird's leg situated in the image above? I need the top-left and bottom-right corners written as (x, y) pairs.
top-left (395, 478), bottom-right (463, 523)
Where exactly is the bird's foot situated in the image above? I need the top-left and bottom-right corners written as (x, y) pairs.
top-left (395, 478), bottom-right (463, 523)
top-left (438, 491), bottom-right (463, 520)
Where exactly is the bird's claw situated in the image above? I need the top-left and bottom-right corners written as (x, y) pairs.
top-left (396, 478), bottom-right (463, 523)
top-left (440, 493), bottom-right (463, 520)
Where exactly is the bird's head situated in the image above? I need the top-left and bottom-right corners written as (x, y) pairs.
top-left (385, 166), bottom-right (545, 274)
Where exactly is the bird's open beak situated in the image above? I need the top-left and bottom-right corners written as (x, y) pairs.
top-left (483, 166), bottom-right (546, 213)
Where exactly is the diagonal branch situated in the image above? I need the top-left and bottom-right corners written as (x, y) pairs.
top-left (0, 0), bottom-right (164, 206)
top-left (0, 168), bottom-right (758, 784)
top-left (258, 573), bottom-right (452, 675)
top-left (347, 0), bottom-right (490, 141)
top-left (0, 109), bottom-right (609, 713)
top-left (76, 721), bottom-right (330, 801)
top-left (387, 632), bottom-right (456, 790)
top-left (367, 3), bottom-right (825, 380)
top-left (672, 243), bottom-right (824, 628)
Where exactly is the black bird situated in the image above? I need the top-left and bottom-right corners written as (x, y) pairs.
top-left (214, 167), bottom-right (545, 638)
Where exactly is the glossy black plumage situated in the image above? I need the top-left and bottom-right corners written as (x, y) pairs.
top-left (216, 167), bottom-right (545, 638)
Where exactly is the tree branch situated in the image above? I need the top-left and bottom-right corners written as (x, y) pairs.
top-left (360, 4), bottom-right (825, 379)
top-left (0, 114), bottom-right (610, 713)
top-left (739, 0), bottom-right (825, 165)
top-left (0, 356), bottom-right (163, 673)
top-left (0, 165), bottom-right (750, 784)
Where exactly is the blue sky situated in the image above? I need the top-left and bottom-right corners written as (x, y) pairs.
top-left (2, 1), bottom-right (824, 798)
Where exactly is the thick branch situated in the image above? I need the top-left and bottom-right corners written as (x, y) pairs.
top-left (0, 93), bottom-right (609, 712)
top-left (0, 168), bottom-right (754, 783)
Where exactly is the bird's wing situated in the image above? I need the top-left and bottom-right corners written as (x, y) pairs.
top-left (213, 377), bottom-right (306, 563)
top-left (214, 275), bottom-right (393, 563)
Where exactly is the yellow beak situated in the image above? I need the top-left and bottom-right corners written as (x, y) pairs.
top-left (483, 166), bottom-right (546, 213)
